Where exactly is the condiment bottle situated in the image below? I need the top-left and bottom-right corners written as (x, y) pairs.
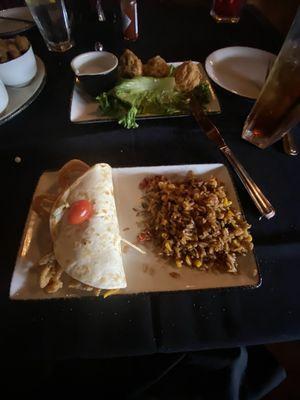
top-left (120, 0), bottom-right (138, 41)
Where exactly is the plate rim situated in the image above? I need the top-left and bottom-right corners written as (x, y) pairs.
top-left (205, 46), bottom-right (276, 99)
top-left (0, 6), bottom-right (35, 37)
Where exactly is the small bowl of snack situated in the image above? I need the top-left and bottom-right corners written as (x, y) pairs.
top-left (0, 35), bottom-right (37, 87)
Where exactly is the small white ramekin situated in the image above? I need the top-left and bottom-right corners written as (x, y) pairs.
top-left (0, 46), bottom-right (37, 87)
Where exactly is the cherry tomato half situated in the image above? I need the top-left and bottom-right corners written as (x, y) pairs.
top-left (68, 199), bottom-right (93, 225)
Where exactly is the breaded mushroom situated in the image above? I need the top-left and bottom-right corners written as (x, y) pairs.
top-left (119, 49), bottom-right (143, 78)
top-left (7, 43), bottom-right (20, 59)
top-left (174, 61), bottom-right (202, 92)
top-left (0, 36), bottom-right (31, 63)
top-left (15, 35), bottom-right (30, 53)
top-left (143, 55), bottom-right (170, 78)
top-left (0, 38), bottom-right (6, 51)
top-left (0, 50), bottom-right (8, 63)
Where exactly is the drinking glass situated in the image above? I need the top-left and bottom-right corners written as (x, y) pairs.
top-left (25, 0), bottom-right (74, 52)
top-left (242, 7), bottom-right (300, 149)
top-left (210, 0), bottom-right (245, 23)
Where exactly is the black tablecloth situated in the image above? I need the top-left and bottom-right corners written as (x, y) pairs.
top-left (1, 1), bottom-right (300, 361)
top-left (3, 345), bottom-right (286, 399)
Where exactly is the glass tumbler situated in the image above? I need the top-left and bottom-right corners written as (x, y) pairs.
top-left (242, 7), bottom-right (300, 149)
top-left (210, 0), bottom-right (245, 23)
top-left (25, 0), bottom-right (74, 52)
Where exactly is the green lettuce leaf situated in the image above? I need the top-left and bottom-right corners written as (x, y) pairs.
top-left (96, 77), bottom-right (211, 129)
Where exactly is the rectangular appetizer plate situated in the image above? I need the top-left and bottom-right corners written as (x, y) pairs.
top-left (10, 163), bottom-right (260, 300)
top-left (70, 62), bottom-right (221, 124)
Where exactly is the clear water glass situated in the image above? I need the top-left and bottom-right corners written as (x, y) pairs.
top-left (26, 0), bottom-right (74, 52)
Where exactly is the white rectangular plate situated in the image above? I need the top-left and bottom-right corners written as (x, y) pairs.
top-left (70, 62), bottom-right (221, 124)
top-left (10, 164), bottom-right (260, 300)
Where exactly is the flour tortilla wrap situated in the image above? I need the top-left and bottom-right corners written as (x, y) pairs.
top-left (50, 163), bottom-right (126, 289)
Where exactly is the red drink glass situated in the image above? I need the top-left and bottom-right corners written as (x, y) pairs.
top-left (210, 0), bottom-right (244, 23)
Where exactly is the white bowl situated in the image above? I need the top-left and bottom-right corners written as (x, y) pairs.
top-left (0, 46), bottom-right (37, 87)
top-left (0, 79), bottom-right (9, 114)
top-left (70, 51), bottom-right (118, 96)
top-left (71, 51), bottom-right (118, 76)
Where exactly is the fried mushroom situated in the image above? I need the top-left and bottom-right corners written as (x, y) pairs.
top-left (7, 43), bottom-right (20, 59)
top-left (0, 38), bottom-right (7, 51)
top-left (174, 61), bottom-right (202, 92)
top-left (143, 55), bottom-right (170, 78)
top-left (0, 36), bottom-right (31, 63)
top-left (0, 50), bottom-right (8, 63)
top-left (15, 35), bottom-right (30, 53)
top-left (119, 49), bottom-right (143, 78)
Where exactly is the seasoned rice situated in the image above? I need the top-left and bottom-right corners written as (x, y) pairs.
top-left (137, 172), bottom-right (253, 273)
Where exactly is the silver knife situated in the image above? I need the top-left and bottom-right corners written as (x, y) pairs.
top-left (190, 98), bottom-right (275, 219)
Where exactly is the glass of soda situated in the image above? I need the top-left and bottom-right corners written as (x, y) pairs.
top-left (242, 7), bottom-right (300, 149)
top-left (210, 0), bottom-right (245, 23)
top-left (25, 0), bottom-right (74, 52)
